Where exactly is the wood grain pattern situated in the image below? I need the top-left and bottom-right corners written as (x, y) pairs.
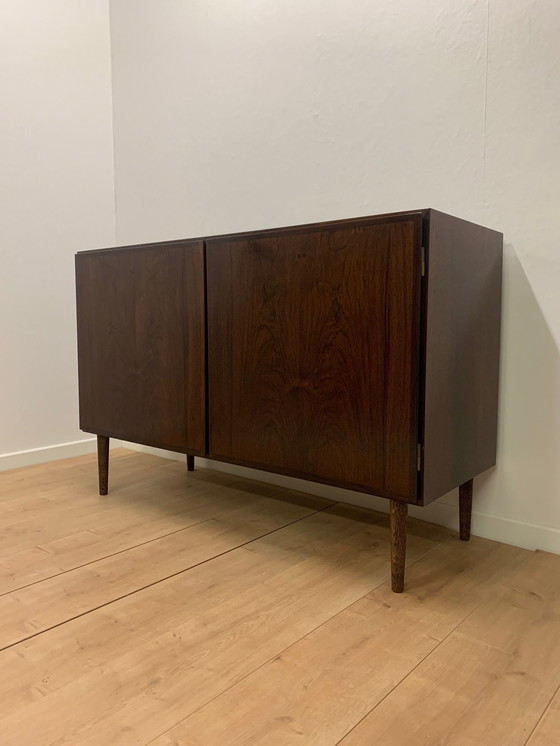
top-left (0, 459), bottom-right (314, 573)
top-left (0, 503), bottom-right (442, 745)
top-left (421, 210), bottom-right (503, 504)
top-left (0, 480), bottom-right (331, 651)
top-left (0, 451), bottom-right (249, 576)
top-left (76, 208), bottom-right (503, 510)
top-left (527, 690), bottom-right (560, 745)
top-left (153, 538), bottom-right (526, 746)
top-left (207, 217), bottom-right (422, 501)
top-left (75, 209), bottom-right (503, 596)
top-left (340, 551), bottom-right (560, 746)
top-left (76, 241), bottom-right (206, 454)
top-left (3, 452), bottom-right (558, 746)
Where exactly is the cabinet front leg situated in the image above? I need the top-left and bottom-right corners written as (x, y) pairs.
top-left (186, 455), bottom-right (195, 472)
top-left (390, 500), bottom-right (408, 593)
top-left (459, 479), bottom-right (473, 541)
top-left (97, 435), bottom-right (109, 495)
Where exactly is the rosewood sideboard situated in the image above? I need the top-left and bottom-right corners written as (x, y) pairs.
top-left (75, 209), bottom-right (503, 592)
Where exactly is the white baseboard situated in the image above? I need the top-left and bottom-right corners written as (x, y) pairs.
top-left (0, 438), bottom-right (122, 472)
top-left (123, 442), bottom-right (560, 555)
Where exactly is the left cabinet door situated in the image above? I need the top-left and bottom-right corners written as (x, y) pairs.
top-left (76, 241), bottom-right (206, 454)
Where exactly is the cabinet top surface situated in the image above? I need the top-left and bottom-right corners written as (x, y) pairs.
top-left (76, 208), bottom-right (502, 256)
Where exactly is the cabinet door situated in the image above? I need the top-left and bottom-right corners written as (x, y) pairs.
top-left (207, 217), bottom-right (422, 500)
top-left (76, 241), bottom-right (205, 454)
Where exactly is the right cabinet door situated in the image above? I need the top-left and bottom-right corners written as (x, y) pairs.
top-left (206, 216), bottom-right (422, 500)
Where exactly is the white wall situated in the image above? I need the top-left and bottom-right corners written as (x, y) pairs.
top-left (109, 0), bottom-right (489, 240)
top-left (110, 0), bottom-right (560, 551)
top-left (480, 0), bottom-right (560, 536)
top-left (0, 2), bottom-right (116, 461)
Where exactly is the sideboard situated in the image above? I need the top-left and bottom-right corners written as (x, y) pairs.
top-left (75, 209), bottom-right (503, 592)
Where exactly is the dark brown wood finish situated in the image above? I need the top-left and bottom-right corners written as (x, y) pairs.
top-left (76, 241), bottom-right (206, 454)
top-left (421, 210), bottom-right (503, 504)
top-left (97, 435), bottom-right (109, 495)
top-left (206, 216), bottom-right (422, 501)
top-left (76, 209), bottom-right (503, 592)
top-left (390, 500), bottom-right (408, 593)
top-left (459, 479), bottom-right (473, 541)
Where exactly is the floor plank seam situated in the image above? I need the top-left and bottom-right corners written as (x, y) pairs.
top-left (0, 502), bottom-right (335, 654)
top-left (0, 519), bottom-right (214, 598)
top-left (522, 680), bottom-right (560, 745)
top-left (144, 532), bottom-right (451, 745)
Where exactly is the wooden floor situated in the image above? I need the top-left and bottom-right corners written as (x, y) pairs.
top-left (0, 450), bottom-right (559, 745)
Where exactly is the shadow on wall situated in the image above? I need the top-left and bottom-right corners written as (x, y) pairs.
top-left (443, 242), bottom-right (560, 546)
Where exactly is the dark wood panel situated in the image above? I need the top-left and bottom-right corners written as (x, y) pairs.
top-left (76, 241), bottom-right (205, 454)
top-left (421, 210), bottom-right (503, 504)
top-left (207, 218), bottom-right (422, 500)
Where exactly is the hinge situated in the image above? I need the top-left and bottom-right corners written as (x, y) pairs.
top-left (417, 443), bottom-right (422, 471)
top-left (421, 246), bottom-right (426, 277)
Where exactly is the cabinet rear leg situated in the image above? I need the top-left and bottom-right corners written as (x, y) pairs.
top-left (459, 479), bottom-right (473, 541)
top-left (97, 435), bottom-right (109, 495)
top-left (186, 455), bottom-right (195, 471)
top-left (390, 500), bottom-right (408, 593)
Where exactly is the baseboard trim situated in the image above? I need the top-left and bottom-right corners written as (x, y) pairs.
top-left (0, 438), bottom-right (123, 472)
top-left (123, 442), bottom-right (560, 554)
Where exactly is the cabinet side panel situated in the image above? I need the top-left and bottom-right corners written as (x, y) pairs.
top-left (422, 211), bottom-right (503, 504)
top-left (76, 241), bottom-right (205, 453)
top-left (207, 219), bottom-right (421, 500)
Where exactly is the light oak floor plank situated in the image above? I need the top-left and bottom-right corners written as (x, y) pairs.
top-left (0, 450), bottom-right (179, 517)
top-left (0, 486), bottom-right (332, 649)
top-left (0, 454), bottom-right (209, 560)
top-left (0, 450), bottom-right (243, 536)
top-left (0, 450), bottom-right (311, 593)
top-left (526, 685), bottom-right (560, 745)
top-left (0, 503), bottom-right (446, 745)
top-left (151, 537), bottom-right (528, 746)
top-left (339, 550), bottom-right (560, 746)
top-left (2, 451), bottom-right (554, 746)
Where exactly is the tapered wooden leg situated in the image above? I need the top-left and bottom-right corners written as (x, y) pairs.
top-left (390, 500), bottom-right (408, 593)
top-left (459, 478), bottom-right (473, 541)
top-left (186, 455), bottom-right (195, 472)
top-left (97, 435), bottom-right (109, 495)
